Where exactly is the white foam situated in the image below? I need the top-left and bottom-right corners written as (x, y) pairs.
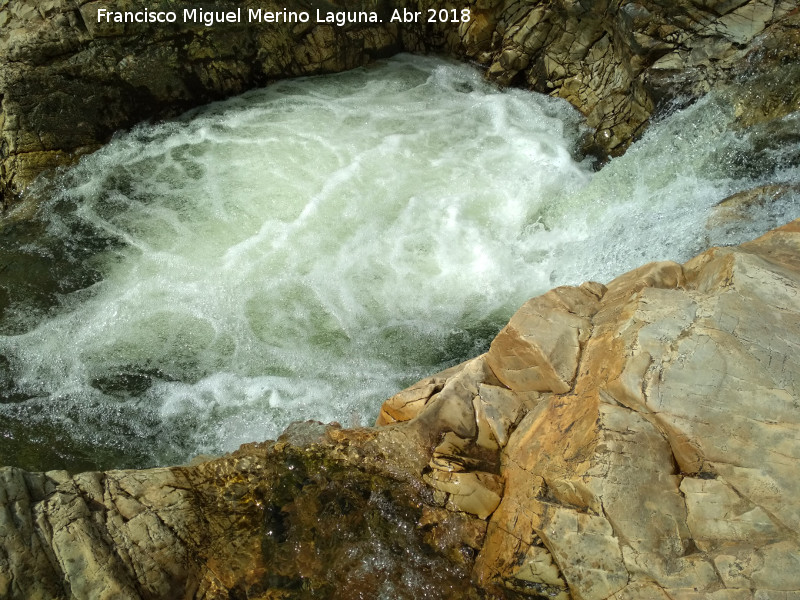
top-left (1, 55), bottom-right (797, 468)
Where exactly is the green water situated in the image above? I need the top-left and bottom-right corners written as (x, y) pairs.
top-left (0, 55), bottom-right (798, 472)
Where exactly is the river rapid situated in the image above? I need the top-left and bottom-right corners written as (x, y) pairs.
top-left (1, 54), bottom-right (798, 472)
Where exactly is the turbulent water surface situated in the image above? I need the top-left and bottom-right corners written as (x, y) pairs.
top-left (1, 55), bottom-right (798, 471)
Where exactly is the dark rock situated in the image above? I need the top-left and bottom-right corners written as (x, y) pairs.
top-left (0, 0), bottom-right (405, 207)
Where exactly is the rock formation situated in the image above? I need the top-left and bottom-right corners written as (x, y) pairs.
top-left (2, 0), bottom-right (800, 596)
top-left (458, 0), bottom-right (800, 157)
top-left (2, 0), bottom-right (799, 205)
top-left (0, 0), bottom-right (403, 206)
top-left (2, 219), bottom-right (798, 599)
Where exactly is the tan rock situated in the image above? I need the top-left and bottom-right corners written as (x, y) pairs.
top-left (2, 220), bottom-right (800, 598)
top-left (473, 383), bottom-right (531, 449)
top-left (486, 285), bottom-right (602, 394)
top-left (682, 477), bottom-right (784, 551)
top-left (474, 218), bottom-right (800, 597)
top-left (423, 469), bottom-right (504, 519)
top-left (539, 506), bottom-right (628, 600)
top-left (376, 362), bottom-right (464, 425)
top-left (512, 544), bottom-right (567, 590)
top-left (411, 355), bottom-right (497, 442)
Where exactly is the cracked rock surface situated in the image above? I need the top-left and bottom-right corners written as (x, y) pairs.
top-left (2, 220), bottom-right (799, 598)
top-left (0, 0), bottom-right (406, 206)
top-left (2, 0), bottom-right (799, 205)
top-left (459, 0), bottom-right (800, 158)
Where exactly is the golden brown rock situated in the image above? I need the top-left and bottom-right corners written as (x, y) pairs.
top-left (380, 217), bottom-right (800, 599)
top-left (2, 220), bottom-right (800, 598)
top-left (470, 218), bottom-right (800, 598)
top-left (376, 363), bottom-right (464, 426)
top-left (486, 285), bottom-right (603, 394)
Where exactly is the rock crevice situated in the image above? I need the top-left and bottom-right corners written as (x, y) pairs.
top-left (2, 0), bottom-right (799, 205)
top-left (3, 220), bottom-right (799, 598)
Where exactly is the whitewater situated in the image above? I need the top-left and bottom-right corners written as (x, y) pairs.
top-left (1, 54), bottom-right (797, 471)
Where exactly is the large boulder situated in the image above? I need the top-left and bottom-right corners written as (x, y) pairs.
top-left (2, 0), bottom-right (799, 205)
top-left (2, 219), bottom-right (799, 598)
top-left (385, 218), bottom-right (800, 599)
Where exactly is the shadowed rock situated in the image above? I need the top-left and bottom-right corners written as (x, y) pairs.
top-left (2, 220), bottom-right (799, 598)
top-left (0, 0), bottom-right (405, 206)
top-left (2, 0), bottom-right (799, 205)
top-left (467, 0), bottom-right (800, 158)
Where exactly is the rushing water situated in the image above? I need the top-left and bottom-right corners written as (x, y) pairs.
top-left (1, 54), bottom-right (798, 472)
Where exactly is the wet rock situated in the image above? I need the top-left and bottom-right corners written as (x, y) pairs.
top-left (1, 223), bottom-right (800, 596)
top-left (0, 437), bottom-right (481, 599)
top-left (707, 183), bottom-right (800, 235)
top-left (729, 12), bottom-right (800, 130)
top-left (0, 0), bottom-right (404, 206)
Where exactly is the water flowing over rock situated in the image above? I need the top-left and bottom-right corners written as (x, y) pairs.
top-left (2, 220), bottom-right (799, 598)
top-left (0, 0), bottom-right (403, 206)
top-left (1, 0), bottom-right (799, 204)
top-left (462, 0), bottom-right (800, 158)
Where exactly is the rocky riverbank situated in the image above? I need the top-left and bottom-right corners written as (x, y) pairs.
top-left (1, 1), bottom-right (799, 598)
top-left (0, 0), bottom-right (404, 207)
top-left (2, 219), bottom-right (799, 599)
top-left (2, 0), bottom-right (799, 206)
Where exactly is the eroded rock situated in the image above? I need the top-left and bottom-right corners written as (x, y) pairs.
top-left (464, 0), bottom-right (799, 157)
top-left (2, 0), bottom-right (799, 204)
top-left (2, 221), bottom-right (800, 598)
top-left (385, 218), bottom-right (800, 599)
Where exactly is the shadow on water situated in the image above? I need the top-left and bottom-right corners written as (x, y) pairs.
top-left (0, 186), bottom-right (169, 472)
top-left (0, 187), bottom-right (121, 335)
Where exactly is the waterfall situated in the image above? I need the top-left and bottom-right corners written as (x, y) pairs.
top-left (1, 54), bottom-right (797, 471)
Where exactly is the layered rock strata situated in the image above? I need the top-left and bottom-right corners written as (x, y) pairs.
top-left (2, 220), bottom-right (799, 598)
top-left (2, 0), bottom-right (799, 205)
top-left (459, 0), bottom-right (800, 156)
top-left (0, 0), bottom-right (404, 206)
